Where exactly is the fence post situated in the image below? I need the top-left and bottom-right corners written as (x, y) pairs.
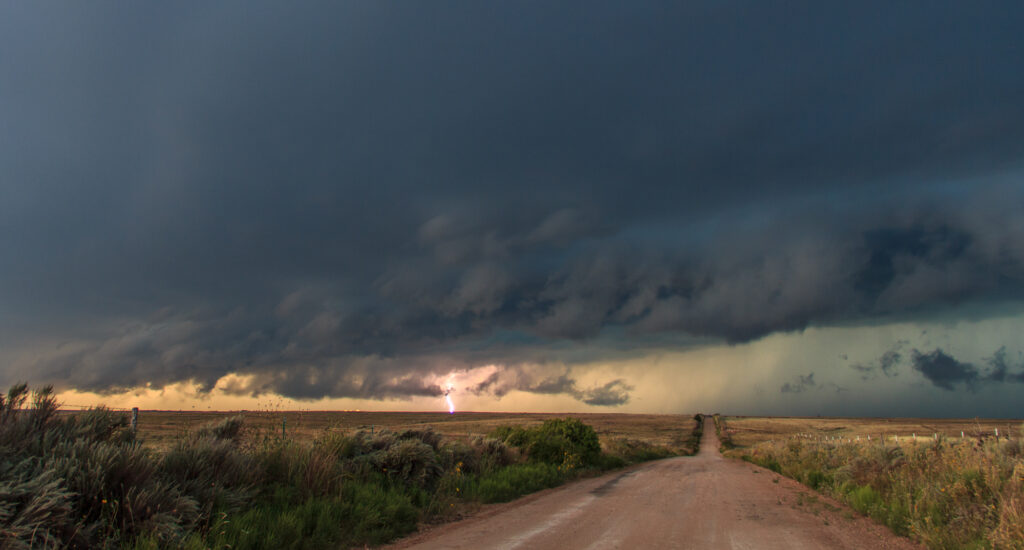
top-left (131, 407), bottom-right (139, 433)
top-left (282, 417), bottom-right (286, 437)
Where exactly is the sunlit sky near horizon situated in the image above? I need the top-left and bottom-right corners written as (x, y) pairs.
top-left (3, 3), bottom-right (1024, 417)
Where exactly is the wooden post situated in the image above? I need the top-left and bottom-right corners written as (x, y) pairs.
top-left (131, 407), bottom-right (139, 433)
top-left (282, 417), bottom-right (286, 437)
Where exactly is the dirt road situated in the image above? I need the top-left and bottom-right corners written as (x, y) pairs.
top-left (390, 419), bottom-right (921, 550)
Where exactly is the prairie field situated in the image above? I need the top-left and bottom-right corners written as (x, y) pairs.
top-left (7, 385), bottom-right (700, 549)
top-left (717, 415), bottom-right (1024, 549)
top-left (722, 415), bottom-right (1021, 448)
top-left (121, 409), bottom-right (697, 451)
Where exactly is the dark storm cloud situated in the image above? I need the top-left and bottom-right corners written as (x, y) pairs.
top-left (849, 363), bottom-right (876, 381)
top-left (911, 349), bottom-right (979, 391)
top-left (983, 347), bottom-right (1024, 383)
top-left (910, 347), bottom-right (1024, 391)
top-left (780, 373), bottom-right (816, 394)
top-left (880, 350), bottom-right (903, 378)
top-left (3, 2), bottom-right (1024, 401)
top-left (849, 341), bottom-right (906, 380)
top-left (468, 369), bottom-right (632, 407)
top-left (578, 380), bottom-right (633, 407)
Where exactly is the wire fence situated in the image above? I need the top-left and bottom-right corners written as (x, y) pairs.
top-left (58, 403), bottom-right (134, 412)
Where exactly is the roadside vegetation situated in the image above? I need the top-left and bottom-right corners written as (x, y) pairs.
top-left (0, 384), bottom-right (692, 549)
top-left (712, 413), bottom-right (734, 451)
top-left (718, 416), bottom-right (1024, 549)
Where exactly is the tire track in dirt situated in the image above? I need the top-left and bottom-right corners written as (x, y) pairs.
top-left (388, 419), bottom-right (923, 550)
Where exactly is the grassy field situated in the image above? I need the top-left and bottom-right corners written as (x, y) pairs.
top-left (720, 415), bottom-right (1021, 448)
top-left (122, 410), bottom-right (698, 452)
top-left (718, 415), bottom-right (1024, 549)
top-left (6, 386), bottom-right (699, 549)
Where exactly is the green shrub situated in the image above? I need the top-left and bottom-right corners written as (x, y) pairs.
top-left (396, 427), bottom-right (443, 450)
top-left (437, 439), bottom-right (479, 473)
top-left (804, 470), bottom-right (827, 490)
top-left (848, 485), bottom-right (882, 515)
top-left (376, 439), bottom-right (442, 488)
top-left (471, 436), bottom-right (517, 471)
top-left (492, 418), bottom-right (602, 467)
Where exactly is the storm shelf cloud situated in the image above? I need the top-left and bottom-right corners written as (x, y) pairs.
top-left (2, 2), bottom-right (1024, 413)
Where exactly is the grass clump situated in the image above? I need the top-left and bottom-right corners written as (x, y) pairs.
top-left (0, 384), bottom-right (197, 548)
top-left (739, 431), bottom-right (1024, 549)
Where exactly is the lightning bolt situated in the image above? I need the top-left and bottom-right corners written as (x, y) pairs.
top-left (444, 384), bottom-right (455, 414)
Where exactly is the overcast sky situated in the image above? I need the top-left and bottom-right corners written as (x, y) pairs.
top-left (3, 3), bottom-right (1024, 416)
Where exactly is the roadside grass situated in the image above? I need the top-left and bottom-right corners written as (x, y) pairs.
top-left (722, 413), bottom-right (1024, 550)
top-left (713, 413), bottom-right (734, 451)
top-left (721, 415), bottom-right (1019, 449)
top-left (1, 384), bottom-right (696, 549)
top-left (457, 462), bottom-right (564, 503)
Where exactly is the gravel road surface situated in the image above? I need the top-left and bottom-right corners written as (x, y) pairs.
top-left (389, 418), bottom-right (923, 549)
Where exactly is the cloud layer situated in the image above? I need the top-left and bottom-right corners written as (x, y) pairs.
top-left (2, 3), bottom-right (1024, 406)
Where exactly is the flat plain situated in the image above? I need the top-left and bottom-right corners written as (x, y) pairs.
top-left (49, 408), bottom-right (1023, 548)
top-left (721, 415), bottom-right (1022, 447)
top-left (115, 410), bottom-right (1022, 450)
top-left (114, 410), bottom-right (697, 450)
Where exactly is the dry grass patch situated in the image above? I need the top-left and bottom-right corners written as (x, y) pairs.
top-left (723, 416), bottom-right (1019, 449)
top-left (115, 410), bottom-right (696, 451)
top-left (721, 416), bottom-right (1024, 549)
